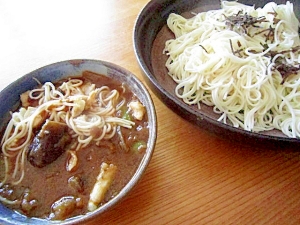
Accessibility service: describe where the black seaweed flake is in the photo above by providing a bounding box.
[224,10,268,35]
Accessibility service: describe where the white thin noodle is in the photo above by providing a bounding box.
[164,1,300,137]
[0,78,135,194]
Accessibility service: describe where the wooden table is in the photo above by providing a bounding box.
[1,0,300,224]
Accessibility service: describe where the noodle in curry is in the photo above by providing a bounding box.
[0,71,149,220]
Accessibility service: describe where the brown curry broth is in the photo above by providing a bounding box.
[0,71,149,219]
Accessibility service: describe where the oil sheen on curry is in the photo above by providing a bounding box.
[0,71,149,220]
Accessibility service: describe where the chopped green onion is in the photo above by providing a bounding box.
[121,106,132,121]
[131,141,147,153]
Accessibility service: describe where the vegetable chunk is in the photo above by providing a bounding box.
[27,120,71,168]
[128,100,145,120]
[88,162,117,211]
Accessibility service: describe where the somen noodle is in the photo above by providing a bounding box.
[164,1,300,137]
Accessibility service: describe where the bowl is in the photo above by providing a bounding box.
[134,0,300,148]
[0,59,157,224]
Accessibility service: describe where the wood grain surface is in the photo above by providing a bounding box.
[0,0,300,224]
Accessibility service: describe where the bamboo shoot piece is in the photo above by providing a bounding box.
[88,162,117,211]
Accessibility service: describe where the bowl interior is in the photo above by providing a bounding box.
[0,59,156,225]
[134,0,300,147]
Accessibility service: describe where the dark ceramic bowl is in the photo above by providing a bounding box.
[134,0,300,148]
[0,59,157,225]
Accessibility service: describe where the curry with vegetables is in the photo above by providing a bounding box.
[0,71,149,220]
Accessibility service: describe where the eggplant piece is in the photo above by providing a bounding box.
[49,196,78,220]
[27,120,71,168]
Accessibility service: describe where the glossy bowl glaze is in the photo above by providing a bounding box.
[134,0,300,148]
[0,59,157,225]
